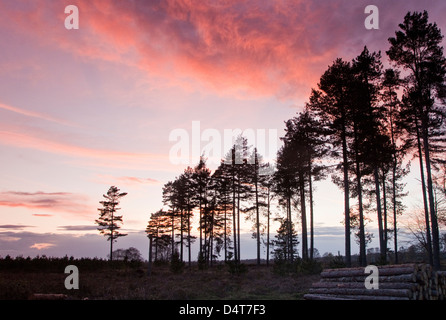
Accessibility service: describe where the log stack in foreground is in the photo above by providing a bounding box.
[304,264,445,300]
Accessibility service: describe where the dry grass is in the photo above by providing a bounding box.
[0,264,320,300]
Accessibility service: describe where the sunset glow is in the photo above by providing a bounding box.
[1,0,446,259]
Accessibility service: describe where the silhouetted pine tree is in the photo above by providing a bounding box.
[381,68,409,264]
[307,58,355,266]
[95,186,128,261]
[387,11,446,269]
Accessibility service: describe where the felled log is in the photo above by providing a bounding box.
[304,293,409,300]
[302,294,353,301]
[308,287,413,299]
[320,273,418,283]
[320,264,417,279]
[311,281,419,291]
[28,293,68,300]
[304,263,445,301]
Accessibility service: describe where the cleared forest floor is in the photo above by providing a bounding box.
[0,263,320,300]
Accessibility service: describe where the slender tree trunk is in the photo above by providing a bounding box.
[147,235,153,276]
[224,194,228,262]
[388,85,399,264]
[421,121,441,270]
[110,237,113,262]
[203,196,208,265]
[232,154,238,262]
[171,210,175,259]
[299,170,308,260]
[110,205,114,261]
[199,199,203,254]
[308,165,314,260]
[392,164,399,264]
[180,208,184,262]
[354,124,367,267]
[187,204,191,269]
[255,153,261,266]
[416,119,434,266]
[374,167,385,263]
[237,186,241,262]
[266,186,271,266]
[357,167,367,267]
[382,172,388,261]
[155,221,159,261]
[342,124,351,267]
[210,207,214,267]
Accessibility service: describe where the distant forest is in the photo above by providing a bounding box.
[98,11,446,271]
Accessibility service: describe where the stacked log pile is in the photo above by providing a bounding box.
[304,264,445,300]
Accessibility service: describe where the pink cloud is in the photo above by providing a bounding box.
[30,242,55,250]
[95,174,160,187]
[0,191,90,215]
[0,0,383,100]
[0,129,170,170]
[0,102,75,127]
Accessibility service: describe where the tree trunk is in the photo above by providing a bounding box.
[287,194,293,262]
[232,150,238,262]
[299,170,308,260]
[223,194,228,262]
[255,152,261,266]
[180,208,184,262]
[382,171,388,261]
[187,204,191,269]
[389,92,399,264]
[237,182,241,262]
[341,124,351,267]
[374,167,386,263]
[266,186,271,266]
[110,205,114,261]
[147,235,153,276]
[392,164,398,264]
[171,210,175,259]
[308,162,314,260]
[416,119,434,266]
[199,199,203,254]
[354,122,367,267]
[421,122,441,270]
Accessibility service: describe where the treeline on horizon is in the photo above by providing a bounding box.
[99,11,446,271]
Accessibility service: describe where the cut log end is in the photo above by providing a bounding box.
[305,264,445,301]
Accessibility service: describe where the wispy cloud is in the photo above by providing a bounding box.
[0,130,170,171]
[57,225,98,231]
[0,102,75,127]
[0,191,91,215]
[0,224,34,230]
[95,174,160,187]
[30,242,55,250]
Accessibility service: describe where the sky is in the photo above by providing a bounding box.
[0,0,445,260]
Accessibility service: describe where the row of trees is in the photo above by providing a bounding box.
[97,11,446,270]
[302,10,446,269]
[146,139,274,268]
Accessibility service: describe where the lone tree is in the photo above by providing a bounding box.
[96,186,128,261]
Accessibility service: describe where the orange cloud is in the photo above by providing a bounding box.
[30,242,55,250]
[0,0,363,100]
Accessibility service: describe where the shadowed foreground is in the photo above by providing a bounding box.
[0,263,320,300]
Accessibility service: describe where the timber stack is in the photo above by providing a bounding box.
[304,264,446,300]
